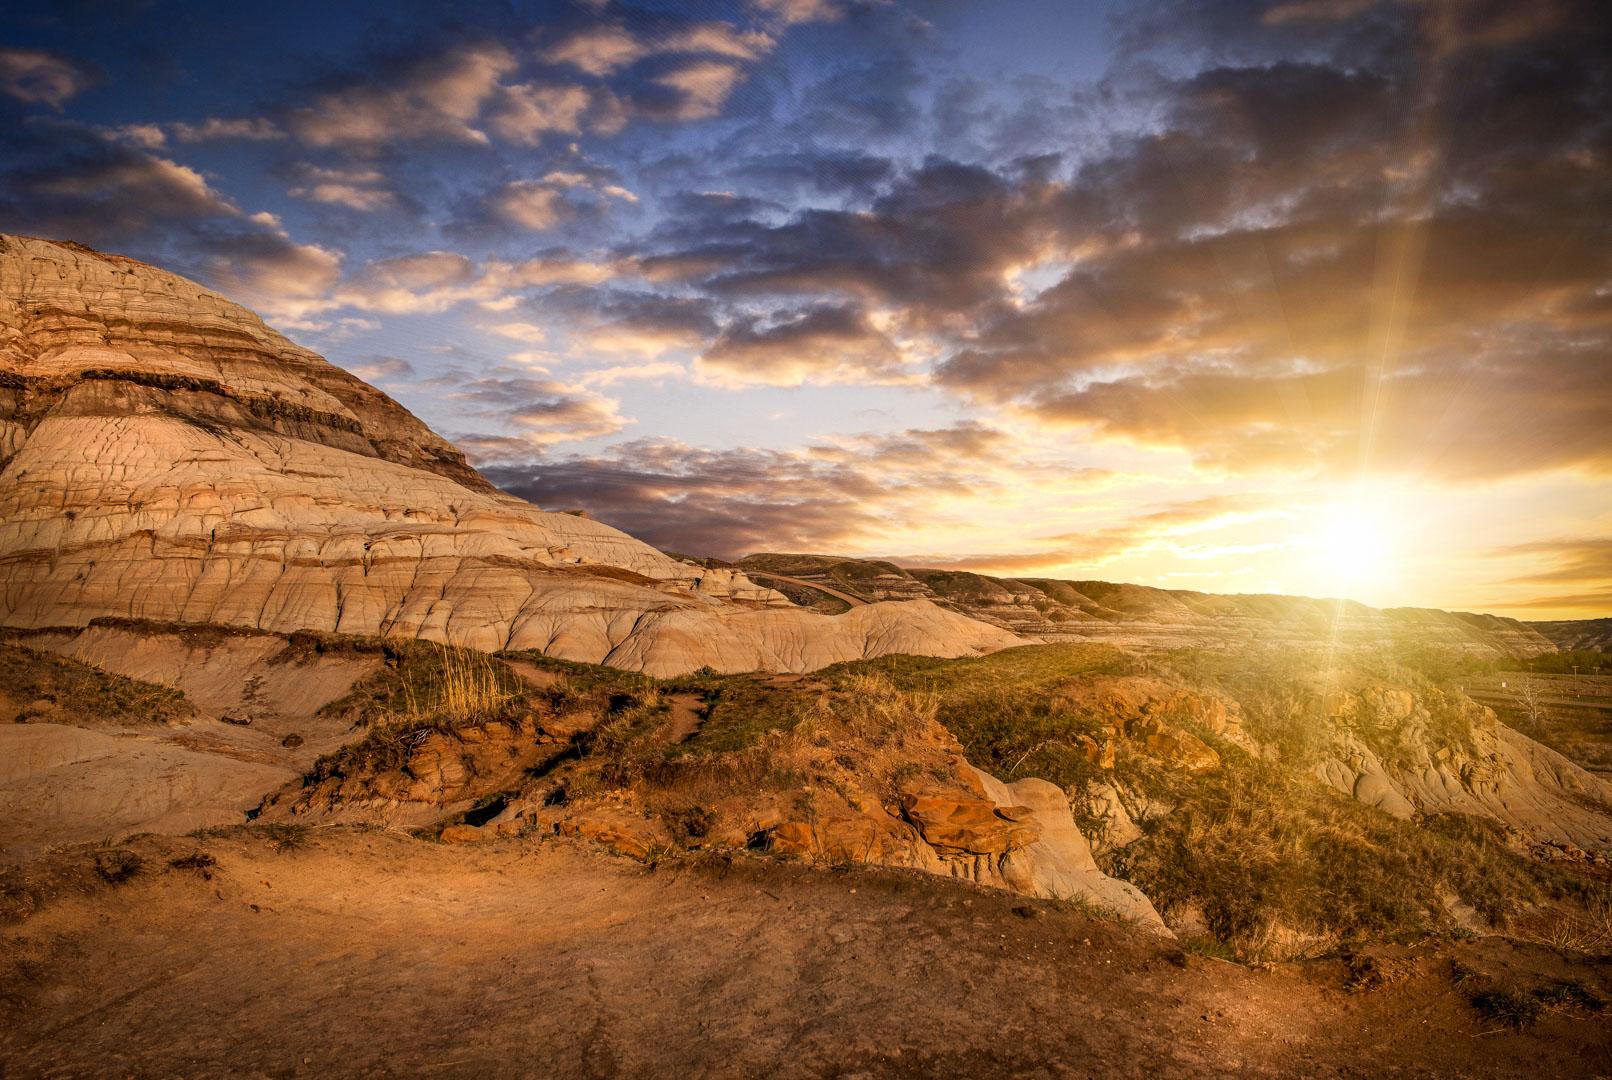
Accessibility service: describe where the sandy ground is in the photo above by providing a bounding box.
[3,831,1610,1079]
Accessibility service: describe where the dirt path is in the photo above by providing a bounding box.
[748,571,870,608]
[3,832,1609,1078]
[664,692,704,742]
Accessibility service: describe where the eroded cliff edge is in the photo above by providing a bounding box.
[0,235,1021,674]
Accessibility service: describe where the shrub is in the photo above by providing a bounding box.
[1472,986,1542,1029]
[92,849,143,884]
[1116,755,1563,957]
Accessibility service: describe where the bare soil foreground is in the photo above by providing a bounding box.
[4,831,1609,1079]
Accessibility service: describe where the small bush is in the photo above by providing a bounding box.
[1534,980,1606,1011]
[168,853,218,879]
[1472,986,1543,1029]
[256,823,310,853]
[92,850,144,884]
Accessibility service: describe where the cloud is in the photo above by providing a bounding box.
[0,122,244,244]
[541,21,772,76]
[1501,538,1612,586]
[888,493,1286,574]
[0,47,93,109]
[649,60,746,121]
[462,159,640,236]
[576,360,687,386]
[488,321,548,344]
[168,117,284,143]
[696,304,911,387]
[733,151,893,198]
[542,25,647,77]
[643,157,1060,327]
[344,356,415,381]
[476,422,1019,558]
[287,43,515,148]
[563,290,719,358]
[613,0,1612,485]
[318,251,619,315]
[1491,537,1612,612]
[930,6,1612,484]
[451,374,629,446]
[199,227,345,322]
[492,180,569,230]
[287,164,395,211]
[487,82,593,143]
[750,0,843,26]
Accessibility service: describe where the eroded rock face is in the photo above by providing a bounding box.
[1313,696,1612,854]
[0,236,1021,674]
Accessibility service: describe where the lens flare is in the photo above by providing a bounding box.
[1299,493,1402,602]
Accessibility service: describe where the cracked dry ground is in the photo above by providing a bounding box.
[4,832,1611,1079]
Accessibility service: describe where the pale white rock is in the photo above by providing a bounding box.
[0,235,1022,673]
[1317,723,1612,853]
[970,766,1168,932]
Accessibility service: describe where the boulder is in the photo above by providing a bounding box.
[968,767,1168,932]
[898,786,1040,853]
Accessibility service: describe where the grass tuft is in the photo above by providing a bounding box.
[1471,986,1543,1029]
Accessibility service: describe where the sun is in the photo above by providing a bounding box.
[1299,492,1403,601]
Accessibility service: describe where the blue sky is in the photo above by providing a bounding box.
[2,0,1609,616]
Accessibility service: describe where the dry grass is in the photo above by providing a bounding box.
[0,642,189,725]
[399,642,518,721]
[1113,754,1571,960]
[571,672,954,835]
[306,642,529,782]
[1539,888,1612,954]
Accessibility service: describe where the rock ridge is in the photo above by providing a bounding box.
[0,235,1021,674]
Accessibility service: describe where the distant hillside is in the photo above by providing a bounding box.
[1529,618,1612,653]
[736,553,1557,658]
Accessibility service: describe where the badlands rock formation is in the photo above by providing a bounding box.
[0,236,1019,674]
[738,554,1559,656]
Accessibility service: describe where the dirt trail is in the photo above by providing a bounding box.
[3,832,1609,1078]
[748,571,870,608]
[663,692,704,742]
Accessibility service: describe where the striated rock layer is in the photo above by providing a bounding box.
[738,554,1560,656]
[0,236,1020,674]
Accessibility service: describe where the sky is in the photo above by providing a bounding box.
[2,0,1609,618]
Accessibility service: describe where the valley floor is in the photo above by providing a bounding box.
[4,830,1610,1079]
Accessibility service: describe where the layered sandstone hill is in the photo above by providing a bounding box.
[1529,618,1612,653]
[737,554,1558,656]
[0,236,1019,674]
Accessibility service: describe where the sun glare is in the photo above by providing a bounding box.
[1298,493,1402,601]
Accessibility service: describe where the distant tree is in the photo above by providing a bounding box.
[1516,675,1549,734]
